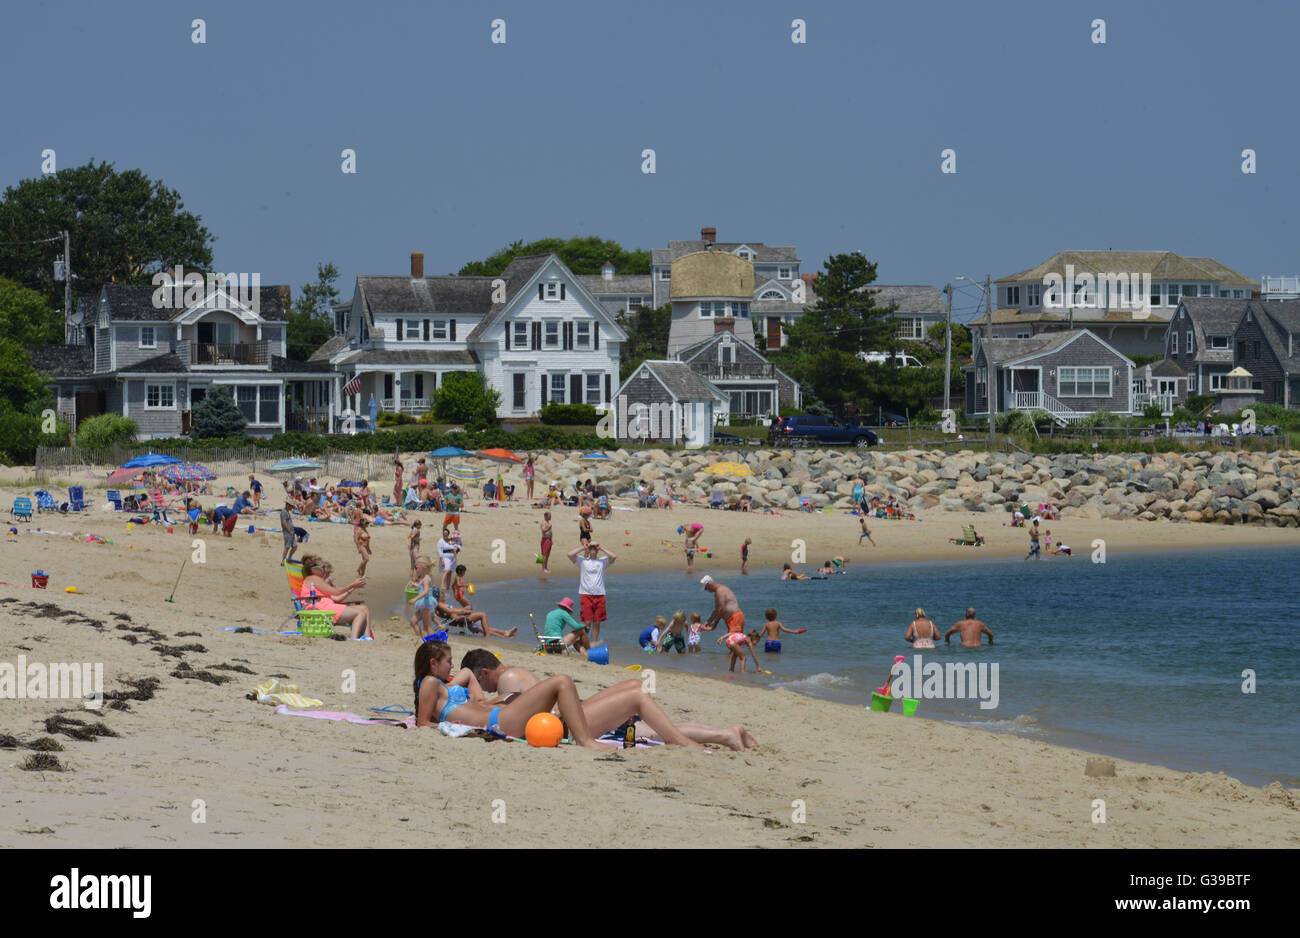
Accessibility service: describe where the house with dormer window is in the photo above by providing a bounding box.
[327,252,626,420]
[36,281,334,438]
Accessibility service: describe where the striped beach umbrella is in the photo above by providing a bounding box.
[445,464,486,485]
[267,458,323,474]
[706,461,752,477]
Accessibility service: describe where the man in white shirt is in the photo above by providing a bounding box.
[567,542,616,644]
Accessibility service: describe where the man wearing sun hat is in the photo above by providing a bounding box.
[543,596,587,651]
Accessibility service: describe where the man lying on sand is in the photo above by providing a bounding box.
[458,649,758,750]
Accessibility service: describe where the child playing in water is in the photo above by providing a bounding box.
[407,556,438,638]
[656,610,688,654]
[741,537,751,575]
[354,515,371,577]
[687,612,703,654]
[684,523,702,574]
[757,607,804,653]
[639,616,666,651]
[859,516,876,546]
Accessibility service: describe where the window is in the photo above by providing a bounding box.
[575,321,591,348]
[512,373,526,411]
[760,290,783,299]
[896,318,924,340]
[1151,282,1162,308]
[1183,284,1197,302]
[1200,284,1212,296]
[544,322,560,348]
[1210,373,1228,390]
[731,302,749,319]
[1027,283,1041,306]
[720,344,733,365]
[976,367,987,390]
[658,269,670,281]
[628,296,644,310]
[1006,285,1021,305]
[585,373,601,405]
[778,267,792,280]
[1186,331,1193,354]
[545,282,560,300]
[139,327,156,348]
[549,373,566,404]
[737,250,753,261]
[432,320,448,340]
[512,322,529,347]
[1233,290,1244,298]
[1210,335,1228,349]
[258,385,279,424]
[1171,332,1179,354]
[700,301,725,318]
[1188,373,1197,392]
[1058,367,1111,397]
[236,386,256,422]
[1015,331,1031,339]
[145,384,174,409]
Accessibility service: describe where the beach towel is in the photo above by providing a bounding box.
[254,678,323,709]
[274,704,413,726]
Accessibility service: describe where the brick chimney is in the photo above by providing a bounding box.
[714,317,736,334]
[411,252,424,278]
[701,226,716,245]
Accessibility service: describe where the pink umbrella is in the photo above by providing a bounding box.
[105,466,148,487]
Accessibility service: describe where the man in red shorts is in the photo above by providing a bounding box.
[566,541,616,645]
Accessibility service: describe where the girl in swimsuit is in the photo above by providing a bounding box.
[412,641,704,749]
[540,511,553,574]
[354,515,371,577]
[407,556,438,637]
[906,608,938,649]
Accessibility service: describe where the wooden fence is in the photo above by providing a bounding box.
[34,446,396,483]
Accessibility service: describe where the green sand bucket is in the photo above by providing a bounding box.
[902,698,919,716]
[869,691,894,712]
[405,586,419,603]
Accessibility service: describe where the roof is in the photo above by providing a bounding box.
[461,255,553,343]
[999,251,1255,287]
[633,361,727,402]
[1246,299,1300,375]
[860,284,945,316]
[308,335,348,362]
[335,348,479,367]
[27,344,93,377]
[1147,357,1187,378]
[1177,297,1251,364]
[652,241,799,266]
[356,275,496,317]
[269,356,334,374]
[574,274,653,296]
[117,352,187,373]
[975,329,1133,367]
[97,283,289,321]
[969,308,1068,326]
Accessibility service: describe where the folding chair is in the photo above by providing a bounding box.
[33,490,59,513]
[11,497,33,521]
[530,613,572,655]
[709,490,724,509]
[282,560,338,634]
[68,486,92,512]
[106,490,124,511]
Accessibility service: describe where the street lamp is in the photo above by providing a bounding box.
[957,275,995,442]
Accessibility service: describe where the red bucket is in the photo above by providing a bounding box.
[31,574,49,589]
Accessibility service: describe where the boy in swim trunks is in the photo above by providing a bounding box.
[684,524,702,575]
[758,607,803,653]
[699,576,762,673]
[656,610,688,654]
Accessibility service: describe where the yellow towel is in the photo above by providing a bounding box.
[254,678,322,709]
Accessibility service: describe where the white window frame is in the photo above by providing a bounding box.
[544,281,561,301]
[719,344,733,365]
[584,372,602,405]
[737,250,754,261]
[628,296,644,310]
[549,372,567,404]
[700,301,724,319]
[1210,373,1228,390]
[139,326,156,349]
[575,321,591,348]
[511,372,527,411]
[1027,283,1041,306]
[1006,285,1021,305]
[1015,331,1031,339]
[145,383,175,410]
[512,321,529,347]
[1186,331,1193,354]
[1171,332,1179,354]
[544,321,560,348]
[731,301,749,319]
[1199,284,1212,296]
[431,320,448,341]
[760,290,783,299]
[1210,335,1229,349]
[778,267,792,280]
[658,269,670,281]
[1188,372,1197,392]
[1058,366,1112,398]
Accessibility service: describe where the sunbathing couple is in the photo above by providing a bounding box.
[414,643,758,751]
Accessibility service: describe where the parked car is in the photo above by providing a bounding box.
[767,415,877,448]
[335,412,373,435]
[858,411,910,428]
[858,351,923,368]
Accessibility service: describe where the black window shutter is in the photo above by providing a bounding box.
[570,374,582,404]
[504,323,511,350]
[532,322,541,351]
[540,375,548,405]
[563,322,571,351]
[604,373,611,404]
[560,283,566,300]
[424,319,430,341]
[593,323,599,349]
[415,375,424,397]
[450,320,456,341]
[538,284,544,301]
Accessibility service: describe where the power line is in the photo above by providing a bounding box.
[0,235,63,246]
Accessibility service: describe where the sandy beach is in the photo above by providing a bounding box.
[1,464,1298,848]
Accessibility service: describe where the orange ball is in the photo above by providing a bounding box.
[525,712,563,747]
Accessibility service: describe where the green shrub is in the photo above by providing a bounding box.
[995,410,1034,434]
[377,411,417,427]
[1142,403,1166,420]
[539,403,599,426]
[190,387,247,439]
[1185,394,1215,414]
[431,373,500,426]
[75,414,137,449]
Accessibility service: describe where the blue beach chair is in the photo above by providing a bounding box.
[68,486,91,512]
[33,489,58,513]
[106,490,124,511]
[12,497,33,521]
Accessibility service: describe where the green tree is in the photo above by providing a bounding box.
[616,303,672,380]
[190,387,247,439]
[0,340,65,463]
[431,372,501,427]
[0,277,62,344]
[784,253,897,356]
[75,414,137,449]
[0,160,213,311]
[458,236,650,277]
[287,262,339,361]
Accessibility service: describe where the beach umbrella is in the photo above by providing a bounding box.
[476,449,521,499]
[580,452,613,489]
[104,466,148,487]
[368,394,379,431]
[706,461,753,477]
[267,458,323,475]
[160,461,217,484]
[121,453,181,469]
[445,464,486,485]
[427,446,472,485]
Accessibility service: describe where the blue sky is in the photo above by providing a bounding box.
[4,0,1297,320]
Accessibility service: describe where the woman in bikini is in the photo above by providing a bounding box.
[539,511,553,574]
[298,554,373,639]
[413,641,703,750]
[905,607,939,649]
[393,460,404,506]
[577,508,593,545]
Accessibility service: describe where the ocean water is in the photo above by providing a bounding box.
[410,547,1300,787]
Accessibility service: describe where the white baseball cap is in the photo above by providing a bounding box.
[699,575,714,588]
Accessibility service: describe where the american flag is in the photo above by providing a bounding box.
[342,373,361,396]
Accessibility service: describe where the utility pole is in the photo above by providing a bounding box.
[984,274,994,444]
[62,229,72,342]
[942,283,953,418]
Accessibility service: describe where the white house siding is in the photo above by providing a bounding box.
[371,314,484,347]
[668,302,755,355]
